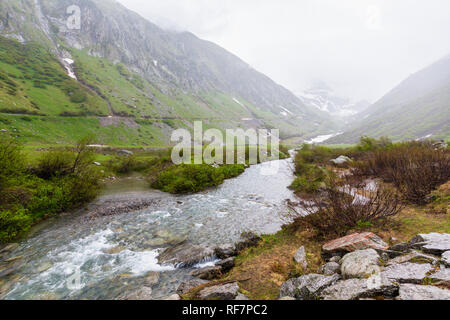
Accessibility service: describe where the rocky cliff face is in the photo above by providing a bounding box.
[0,0,324,123]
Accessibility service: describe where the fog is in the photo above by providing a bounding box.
[117,0,450,103]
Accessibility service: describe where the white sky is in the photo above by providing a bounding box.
[117,0,450,102]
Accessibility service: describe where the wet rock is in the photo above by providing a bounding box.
[144,271,160,286]
[442,251,450,267]
[279,274,340,300]
[177,279,208,295]
[319,262,341,275]
[190,266,222,280]
[321,276,398,300]
[390,242,410,253]
[397,284,450,300]
[0,263,21,278]
[293,246,308,269]
[235,293,250,300]
[124,286,153,300]
[410,233,450,255]
[37,262,53,273]
[235,232,261,252]
[158,242,214,267]
[0,243,19,254]
[217,257,235,273]
[381,262,433,284]
[198,282,240,300]
[340,249,381,279]
[429,268,450,283]
[214,245,236,259]
[105,246,126,254]
[322,233,388,259]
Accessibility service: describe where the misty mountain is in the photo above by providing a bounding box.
[0,0,331,144]
[297,82,370,119]
[328,54,450,143]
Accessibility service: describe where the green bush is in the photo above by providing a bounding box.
[0,208,33,243]
[33,151,74,179]
[152,164,245,194]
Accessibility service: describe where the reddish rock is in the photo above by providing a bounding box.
[322,233,388,258]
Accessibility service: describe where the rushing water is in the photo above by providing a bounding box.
[1,157,296,300]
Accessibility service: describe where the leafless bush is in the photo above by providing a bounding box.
[288,175,404,237]
[352,143,450,204]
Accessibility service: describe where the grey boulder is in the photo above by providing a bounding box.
[190,266,222,280]
[198,282,240,300]
[381,262,434,284]
[319,262,340,275]
[293,246,308,269]
[397,284,450,300]
[321,276,398,300]
[410,233,450,255]
[340,249,381,279]
[442,251,450,267]
[279,274,340,300]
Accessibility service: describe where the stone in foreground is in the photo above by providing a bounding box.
[340,249,381,279]
[381,262,434,284]
[397,284,450,300]
[322,233,388,259]
[429,268,450,283]
[198,282,240,300]
[410,233,450,255]
[279,274,340,300]
[293,246,308,269]
[321,277,398,300]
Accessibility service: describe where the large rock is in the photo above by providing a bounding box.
[442,251,450,267]
[340,249,381,279]
[157,242,214,267]
[124,286,153,300]
[279,274,340,300]
[410,233,450,255]
[322,233,388,259]
[190,266,222,280]
[235,232,261,252]
[319,262,341,276]
[330,156,352,165]
[397,284,450,300]
[321,276,398,300]
[429,268,450,283]
[177,279,208,295]
[381,262,434,284]
[198,282,240,300]
[293,246,308,269]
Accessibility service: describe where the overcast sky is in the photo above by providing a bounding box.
[116,0,450,102]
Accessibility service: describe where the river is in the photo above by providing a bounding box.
[0,156,296,300]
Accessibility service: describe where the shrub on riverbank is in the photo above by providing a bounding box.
[0,134,102,243]
[353,141,450,204]
[151,164,245,194]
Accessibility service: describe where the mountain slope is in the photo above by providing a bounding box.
[328,54,450,143]
[0,0,332,145]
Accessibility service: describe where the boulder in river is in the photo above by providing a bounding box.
[157,242,214,267]
[235,232,261,252]
[214,245,237,259]
[190,266,222,280]
[198,282,240,300]
[397,284,450,300]
[216,257,235,273]
[322,232,388,259]
[340,249,381,279]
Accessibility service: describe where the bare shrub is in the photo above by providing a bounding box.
[352,142,450,204]
[288,175,404,237]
